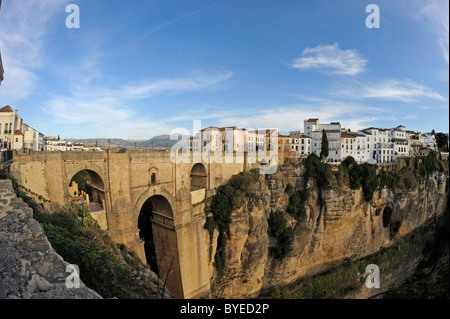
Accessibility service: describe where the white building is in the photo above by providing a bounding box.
[189,126,267,155]
[356,125,411,164]
[0,105,23,150]
[0,105,44,152]
[45,137,101,152]
[391,125,410,158]
[287,134,311,157]
[304,118,341,162]
[300,118,432,164]
[422,133,437,151]
[23,124,45,151]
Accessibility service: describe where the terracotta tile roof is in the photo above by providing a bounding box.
[0,105,14,112]
[14,130,23,136]
[341,132,357,138]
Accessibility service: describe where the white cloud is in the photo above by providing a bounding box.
[419,0,449,64]
[44,71,233,139]
[213,101,382,132]
[0,0,71,103]
[118,71,233,99]
[331,79,446,102]
[291,43,368,75]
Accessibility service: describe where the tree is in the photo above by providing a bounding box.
[320,129,329,161]
[435,132,449,152]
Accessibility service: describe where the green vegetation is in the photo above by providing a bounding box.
[303,153,332,191]
[284,183,294,196]
[205,169,260,269]
[385,194,449,299]
[320,129,329,160]
[261,212,444,299]
[0,168,153,299]
[70,170,93,196]
[213,244,226,271]
[435,132,449,152]
[268,211,295,259]
[338,158,378,201]
[338,152,448,202]
[34,207,141,298]
[0,169,41,213]
[286,191,306,219]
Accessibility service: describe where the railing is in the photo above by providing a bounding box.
[152,211,175,229]
[376,142,394,148]
[0,150,13,168]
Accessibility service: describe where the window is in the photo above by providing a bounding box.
[16,138,19,142]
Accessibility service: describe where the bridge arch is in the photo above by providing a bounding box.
[137,194,183,298]
[68,169,106,209]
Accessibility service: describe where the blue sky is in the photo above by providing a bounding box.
[0,0,448,139]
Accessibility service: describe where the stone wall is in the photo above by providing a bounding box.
[0,179,102,299]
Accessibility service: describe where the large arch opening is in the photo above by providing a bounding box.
[137,195,182,298]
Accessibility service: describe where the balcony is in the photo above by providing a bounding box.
[376,142,394,149]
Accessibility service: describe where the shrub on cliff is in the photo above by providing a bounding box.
[208,170,260,233]
[335,161,378,202]
[284,183,294,196]
[359,163,378,202]
[268,211,287,238]
[207,170,260,270]
[268,211,295,259]
[303,153,332,191]
[35,207,144,299]
[286,191,306,219]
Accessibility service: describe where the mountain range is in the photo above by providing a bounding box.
[66,134,178,149]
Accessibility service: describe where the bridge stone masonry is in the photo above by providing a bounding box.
[10,149,275,299]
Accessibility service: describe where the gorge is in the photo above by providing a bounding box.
[204,154,448,298]
[1,153,448,299]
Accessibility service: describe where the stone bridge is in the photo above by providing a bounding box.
[10,149,271,298]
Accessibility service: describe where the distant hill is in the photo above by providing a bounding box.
[66,134,178,149]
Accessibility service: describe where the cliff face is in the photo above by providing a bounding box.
[208,164,448,298]
[0,179,101,299]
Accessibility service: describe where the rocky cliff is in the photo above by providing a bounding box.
[0,178,172,299]
[0,179,101,299]
[207,160,448,298]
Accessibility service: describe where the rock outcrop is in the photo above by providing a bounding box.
[208,164,448,298]
[0,179,102,299]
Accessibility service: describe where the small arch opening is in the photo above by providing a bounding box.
[190,163,207,191]
[69,169,105,210]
